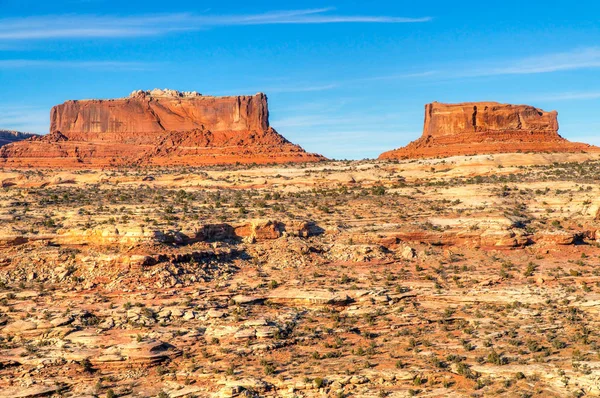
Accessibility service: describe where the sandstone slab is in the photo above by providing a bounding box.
[267,289,351,306]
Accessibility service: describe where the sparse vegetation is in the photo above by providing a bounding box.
[1,158,599,396]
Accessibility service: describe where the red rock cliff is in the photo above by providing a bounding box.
[1,89,325,167]
[50,90,269,141]
[380,101,596,159]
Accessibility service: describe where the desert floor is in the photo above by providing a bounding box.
[2,152,600,397]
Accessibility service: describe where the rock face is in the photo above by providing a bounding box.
[0,89,324,167]
[0,130,38,147]
[380,102,597,159]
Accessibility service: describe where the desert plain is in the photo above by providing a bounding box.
[2,152,600,397]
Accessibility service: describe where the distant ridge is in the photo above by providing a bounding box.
[0,130,39,147]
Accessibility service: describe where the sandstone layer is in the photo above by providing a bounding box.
[0,89,324,167]
[0,130,38,147]
[380,101,598,159]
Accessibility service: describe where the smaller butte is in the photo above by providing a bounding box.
[379,101,599,160]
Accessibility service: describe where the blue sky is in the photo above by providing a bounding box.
[1,0,600,159]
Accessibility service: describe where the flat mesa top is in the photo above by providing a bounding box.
[67,89,267,103]
[429,101,555,111]
[129,88,203,99]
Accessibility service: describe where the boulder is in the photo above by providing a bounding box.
[234,220,284,241]
[401,246,416,259]
[115,340,180,367]
[480,229,529,248]
[535,230,577,245]
[267,288,351,306]
[197,223,236,241]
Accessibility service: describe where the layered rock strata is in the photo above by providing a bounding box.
[380,102,597,159]
[0,89,324,167]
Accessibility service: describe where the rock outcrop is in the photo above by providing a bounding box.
[0,130,38,147]
[380,102,597,159]
[0,89,325,167]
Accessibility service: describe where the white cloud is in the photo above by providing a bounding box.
[263,84,339,94]
[273,111,418,160]
[220,83,338,96]
[0,105,49,134]
[326,48,600,85]
[0,59,148,70]
[288,129,417,160]
[527,91,600,102]
[273,113,408,129]
[466,47,600,77]
[245,48,600,95]
[0,9,431,40]
[233,70,438,96]
[354,71,438,82]
[569,134,600,146]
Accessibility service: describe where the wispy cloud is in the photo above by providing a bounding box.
[0,9,432,40]
[255,48,600,94]
[0,59,148,70]
[273,109,418,159]
[572,134,600,146]
[224,48,600,100]
[263,84,339,94]
[0,105,49,133]
[354,71,438,82]
[273,113,409,129]
[527,91,600,102]
[466,47,600,77]
[220,83,339,96]
[286,129,417,160]
[234,70,438,96]
[335,48,600,85]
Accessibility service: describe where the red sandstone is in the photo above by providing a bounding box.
[0,89,325,167]
[379,101,598,160]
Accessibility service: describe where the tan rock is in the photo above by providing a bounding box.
[207,309,227,319]
[267,288,351,306]
[234,328,256,340]
[0,383,66,398]
[535,230,577,245]
[401,245,416,259]
[231,295,265,305]
[234,220,283,241]
[116,340,180,367]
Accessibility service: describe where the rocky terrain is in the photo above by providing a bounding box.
[380,102,598,159]
[0,130,38,147]
[2,152,600,397]
[0,89,325,167]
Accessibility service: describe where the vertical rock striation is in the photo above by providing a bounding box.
[1,89,325,167]
[380,101,596,159]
